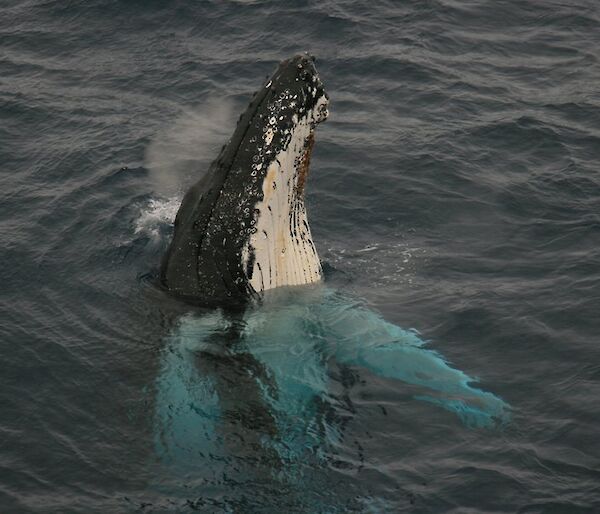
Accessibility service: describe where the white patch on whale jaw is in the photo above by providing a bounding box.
[242,95,328,295]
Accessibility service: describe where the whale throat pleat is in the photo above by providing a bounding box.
[242,112,322,293]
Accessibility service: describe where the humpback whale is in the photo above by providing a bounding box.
[161,54,327,305]
[154,55,509,504]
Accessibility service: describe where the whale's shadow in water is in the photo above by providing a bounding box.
[153,285,510,508]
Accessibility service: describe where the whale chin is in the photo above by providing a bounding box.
[160,54,329,305]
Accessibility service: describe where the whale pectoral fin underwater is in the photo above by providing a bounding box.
[240,290,509,432]
[155,311,289,476]
[337,330,510,429]
[154,312,224,467]
[318,294,510,428]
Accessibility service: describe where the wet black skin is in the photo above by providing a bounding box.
[160,54,327,307]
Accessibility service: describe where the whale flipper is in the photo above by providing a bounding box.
[154,312,225,471]
[318,293,510,428]
[249,289,509,430]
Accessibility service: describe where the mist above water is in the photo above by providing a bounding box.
[144,98,238,197]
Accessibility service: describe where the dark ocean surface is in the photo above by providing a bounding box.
[2,0,600,512]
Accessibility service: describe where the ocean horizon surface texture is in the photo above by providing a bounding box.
[1,0,599,512]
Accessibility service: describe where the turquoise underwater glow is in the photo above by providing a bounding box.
[154,286,510,474]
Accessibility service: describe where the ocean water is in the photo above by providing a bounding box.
[2,0,600,512]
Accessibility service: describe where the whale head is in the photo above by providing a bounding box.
[160,54,329,305]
